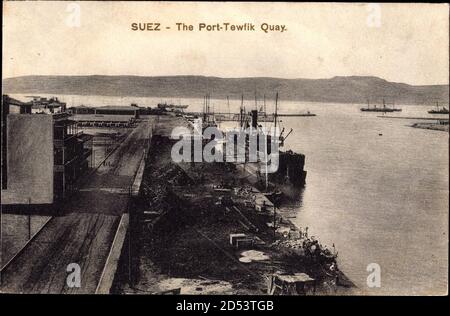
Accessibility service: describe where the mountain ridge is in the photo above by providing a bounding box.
[3,75,448,104]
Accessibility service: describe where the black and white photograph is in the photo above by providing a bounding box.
[0,1,448,299]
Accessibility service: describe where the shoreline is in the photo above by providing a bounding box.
[115,115,356,295]
[5,92,445,108]
[410,122,449,132]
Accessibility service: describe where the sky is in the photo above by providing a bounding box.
[2,1,449,85]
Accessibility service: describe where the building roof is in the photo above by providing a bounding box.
[71,114,133,122]
[71,105,145,111]
[3,95,32,107]
[70,105,91,108]
[54,119,78,126]
[98,105,143,111]
[52,112,71,120]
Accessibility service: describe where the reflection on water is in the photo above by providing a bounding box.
[281,103,448,295]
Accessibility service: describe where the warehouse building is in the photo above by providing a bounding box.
[68,104,154,127]
[1,95,93,207]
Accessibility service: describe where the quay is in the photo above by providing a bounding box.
[1,112,352,295]
[114,115,353,295]
[185,112,316,123]
[0,120,152,293]
[377,115,449,121]
[377,115,449,132]
[277,113,316,117]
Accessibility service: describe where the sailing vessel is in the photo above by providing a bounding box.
[428,102,449,114]
[361,99,402,112]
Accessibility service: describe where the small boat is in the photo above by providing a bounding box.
[428,102,449,114]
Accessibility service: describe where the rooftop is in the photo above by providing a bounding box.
[71,114,134,122]
[71,105,146,111]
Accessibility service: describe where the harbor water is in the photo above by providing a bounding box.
[5,94,449,295]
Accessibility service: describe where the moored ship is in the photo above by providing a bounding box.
[428,102,449,114]
[361,99,402,112]
[220,93,307,201]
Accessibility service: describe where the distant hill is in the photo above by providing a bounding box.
[2,75,448,104]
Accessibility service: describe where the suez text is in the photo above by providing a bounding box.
[176,300,274,313]
[131,22,287,33]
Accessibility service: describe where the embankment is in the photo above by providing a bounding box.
[115,116,355,295]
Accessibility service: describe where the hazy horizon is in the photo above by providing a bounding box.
[3,74,449,87]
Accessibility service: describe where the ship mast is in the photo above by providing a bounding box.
[263,94,266,116]
[265,128,268,191]
[272,92,280,235]
[203,95,206,122]
[263,94,267,131]
[240,94,244,129]
[274,92,278,141]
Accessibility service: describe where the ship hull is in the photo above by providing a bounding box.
[268,150,307,188]
[361,108,402,112]
[428,110,449,114]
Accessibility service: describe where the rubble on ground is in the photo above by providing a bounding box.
[116,128,354,295]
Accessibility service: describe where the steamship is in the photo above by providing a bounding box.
[361,99,402,112]
[428,102,449,114]
[222,93,307,201]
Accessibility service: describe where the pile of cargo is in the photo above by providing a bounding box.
[271,234,338,266]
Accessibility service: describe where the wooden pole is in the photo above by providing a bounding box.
[273,206,276,238]
[28,198,31,240]
[0,205,2,249]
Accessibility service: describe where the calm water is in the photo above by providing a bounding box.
[281,103,448,295]
[7,94,449,295]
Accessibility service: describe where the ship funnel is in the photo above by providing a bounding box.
[251,110,258,128]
